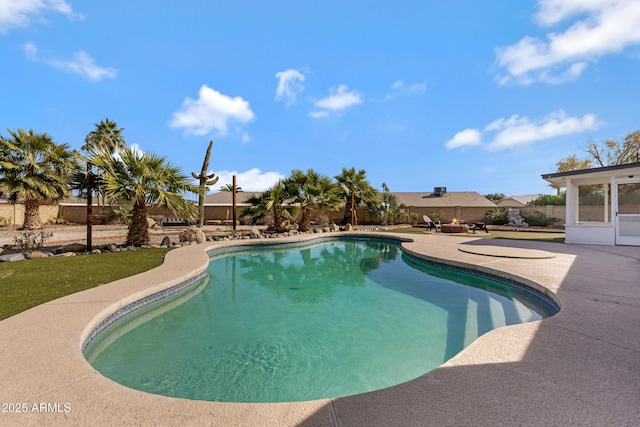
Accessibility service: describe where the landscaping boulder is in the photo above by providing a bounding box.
[195,229,206,244]
[0,253,26,262]
[160,236,171,247]
[147,216,158,229]
[344,223,353,231]
[25,251,50,259]
[54,243,87,254]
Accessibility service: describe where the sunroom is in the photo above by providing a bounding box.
[542,162,640,246]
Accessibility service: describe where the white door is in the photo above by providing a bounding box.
[616,180,640,245]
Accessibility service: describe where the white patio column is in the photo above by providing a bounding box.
[566,178,578,225]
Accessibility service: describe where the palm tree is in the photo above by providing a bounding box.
[220,183,243,192]
[241,180,297,231]
[85,146,197,246]
[285,169,341,232]
[334,167,379,225]
[82,118,125,153]
[0,129,79,230]
[82,118,126,207]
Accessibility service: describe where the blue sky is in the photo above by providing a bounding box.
[2,1,639,196]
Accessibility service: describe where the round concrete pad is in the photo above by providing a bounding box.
[458,245,556,259]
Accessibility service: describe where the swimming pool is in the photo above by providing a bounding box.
[83,237,558,403]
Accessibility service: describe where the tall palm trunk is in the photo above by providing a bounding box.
[127,198,149,246]
[22,199,42,230]
[299,209,312,232]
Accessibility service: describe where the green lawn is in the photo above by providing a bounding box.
[383,227,566,243]
[0,248,171,321]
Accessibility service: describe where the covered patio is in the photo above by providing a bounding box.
[542,162,640,246]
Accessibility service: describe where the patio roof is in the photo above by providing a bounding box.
[542,162,640,187]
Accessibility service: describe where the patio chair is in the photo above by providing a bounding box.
[471,217,491,234]
[423,215,441,232]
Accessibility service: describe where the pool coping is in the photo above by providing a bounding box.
[1,232,639,426]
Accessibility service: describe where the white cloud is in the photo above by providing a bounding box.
[391,80,427,95]
[310,84,362,118]
[169,85,255,136]
[22,42,117,81]
[0,0,81,34]
[446,110,600,150]
[445,128,483,149]
[495,0,640,85]
[275,68,306,106]
[380,80,427,102]
[212,168,285,192]
[487,111,600,150]
[308,110,330,119]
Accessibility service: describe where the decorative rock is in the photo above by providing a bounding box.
[105,243,118,252]
[25,251,50,259]
[54,243,87,254]
[90,249,102,254]
[344,223,353,231]
[147,216,158,229]
[160,236,171,247]
[0,253,26,262]
[329,223,339,232]
[55,252,76,257]
[195,229,206,244]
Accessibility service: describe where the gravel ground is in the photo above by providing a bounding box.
[0,223,253,249]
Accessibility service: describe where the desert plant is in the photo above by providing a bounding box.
[410,213,419,225]
[191,140,219,227]
[430,211,444,222]
[486,208,509,225]
[520,210,560,227]
[110,204,133,224]
[13,231,54,250]
[315,214,330,227]
[0,217,11,227]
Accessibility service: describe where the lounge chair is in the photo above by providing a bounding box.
[423,215,441,232]
[471,217,490,233]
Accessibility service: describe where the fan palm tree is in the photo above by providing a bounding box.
[0,129,79,229]
[220,183,243,192]
[334,167,379,225]
[85,146,197,246]
[241,180,297,231]
[82,118,126,206]
[82,118,125,153]
[285,169,341,232]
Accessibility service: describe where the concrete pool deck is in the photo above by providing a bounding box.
[0,232,638,426]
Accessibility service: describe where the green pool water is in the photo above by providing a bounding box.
[84,238,555,402]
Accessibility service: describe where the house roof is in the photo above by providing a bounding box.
[203,191,262,206]
[392,192,496,208]
[496,194,543,206]
[542,162,640,187]
[202,190,496,208]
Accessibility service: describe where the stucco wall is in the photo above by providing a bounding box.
[0,204,61,227]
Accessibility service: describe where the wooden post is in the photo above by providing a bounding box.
[86,163,93,251]
[232,175,237,231]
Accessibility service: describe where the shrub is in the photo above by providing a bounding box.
[13,231,54,250]
[528,193,566,206]
[430,211,444,222]
[0,217,11,227]
[485,208,509,225]
[520,210,560,227]
[110,205,133,224]
[410,213,419,225]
